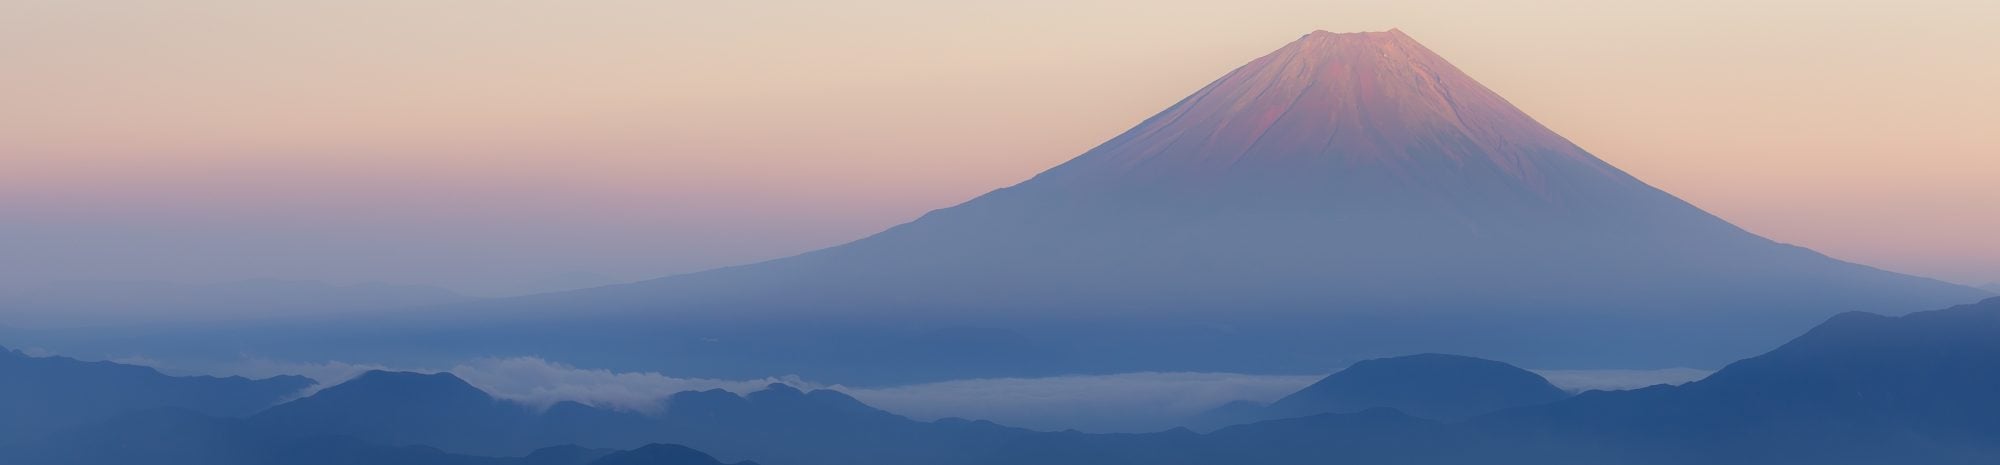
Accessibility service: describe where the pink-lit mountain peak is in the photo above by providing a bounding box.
[1043,29,1618,196]
[448,30,1986,372]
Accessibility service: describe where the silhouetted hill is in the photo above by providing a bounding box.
[0,346,312,442]
[251,370,543,454]
[1267,354,1567,420]
[18,298,2000,465]
[586,444,757,465]
[1471,296,2000,464]
[244,374,1029,464]
[1000,297,2000,465]
[0,407,520,465]
[1194,353,1567,429]
[521,445,615,465]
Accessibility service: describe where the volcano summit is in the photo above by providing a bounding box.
[195,30,1989,381]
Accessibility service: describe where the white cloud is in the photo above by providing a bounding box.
[445,357,814,413]
[200,357,401,399]
[15,347,54,357]
[176,356,812,413]
[839,372,1324,432]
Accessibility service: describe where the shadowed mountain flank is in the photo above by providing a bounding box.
[0,346,313,441]
[1277,354,1565,420]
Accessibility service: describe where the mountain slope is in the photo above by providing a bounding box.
[0,346,313,442]
[14,298,2000,465]
[251,371,538,453]
[248,373,1033,464]
[1269,353,1566,421]
[991,297,2000,465]
[585,444,758,465]
[1470,296,2000,464]
[1190,353,1566,429]
[0,408,517,465]
[565,29,1974,317]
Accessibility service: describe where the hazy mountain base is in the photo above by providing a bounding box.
[0,279,472,327]
[8,297,1999,465]
[0,307,1870,386]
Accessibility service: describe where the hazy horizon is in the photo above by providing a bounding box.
[1,343,1711,433]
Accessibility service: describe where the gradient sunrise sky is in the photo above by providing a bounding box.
[3,0,1996,295]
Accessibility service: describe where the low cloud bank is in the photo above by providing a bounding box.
[843,372,1325,432]
[196,356,811,411]
[1534,368,1713,392]
[450,357,812,413]
[135,355,1715,433]
[192,356,1317,431]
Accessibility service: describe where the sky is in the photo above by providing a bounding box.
[3,0,1997,297]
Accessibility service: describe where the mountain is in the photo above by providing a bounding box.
[246,372,1032,464]
[260,28,1975,382]
[522,445,616,465]
[250,370,538,453]
[1469,295,2000,464]
[586,444,757,465]
[25,29,1983,384]
[1978,282,2000,293]
[13,298,2000,465]
[1197,353,1566,428]
[992,297,2000,465]
[0,346,313,442]
[0,279,472,326]
[1,407,498,465]
[591,30,1980,316]
[0,408,494,465]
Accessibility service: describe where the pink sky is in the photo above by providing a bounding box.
[2,0,1996,294]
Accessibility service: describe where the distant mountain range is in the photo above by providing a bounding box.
[987,297,2000,465]
[245,372,1029,463]
[0,346,311,441]
[8,296,2000,465]
[1466,295,2000,464]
